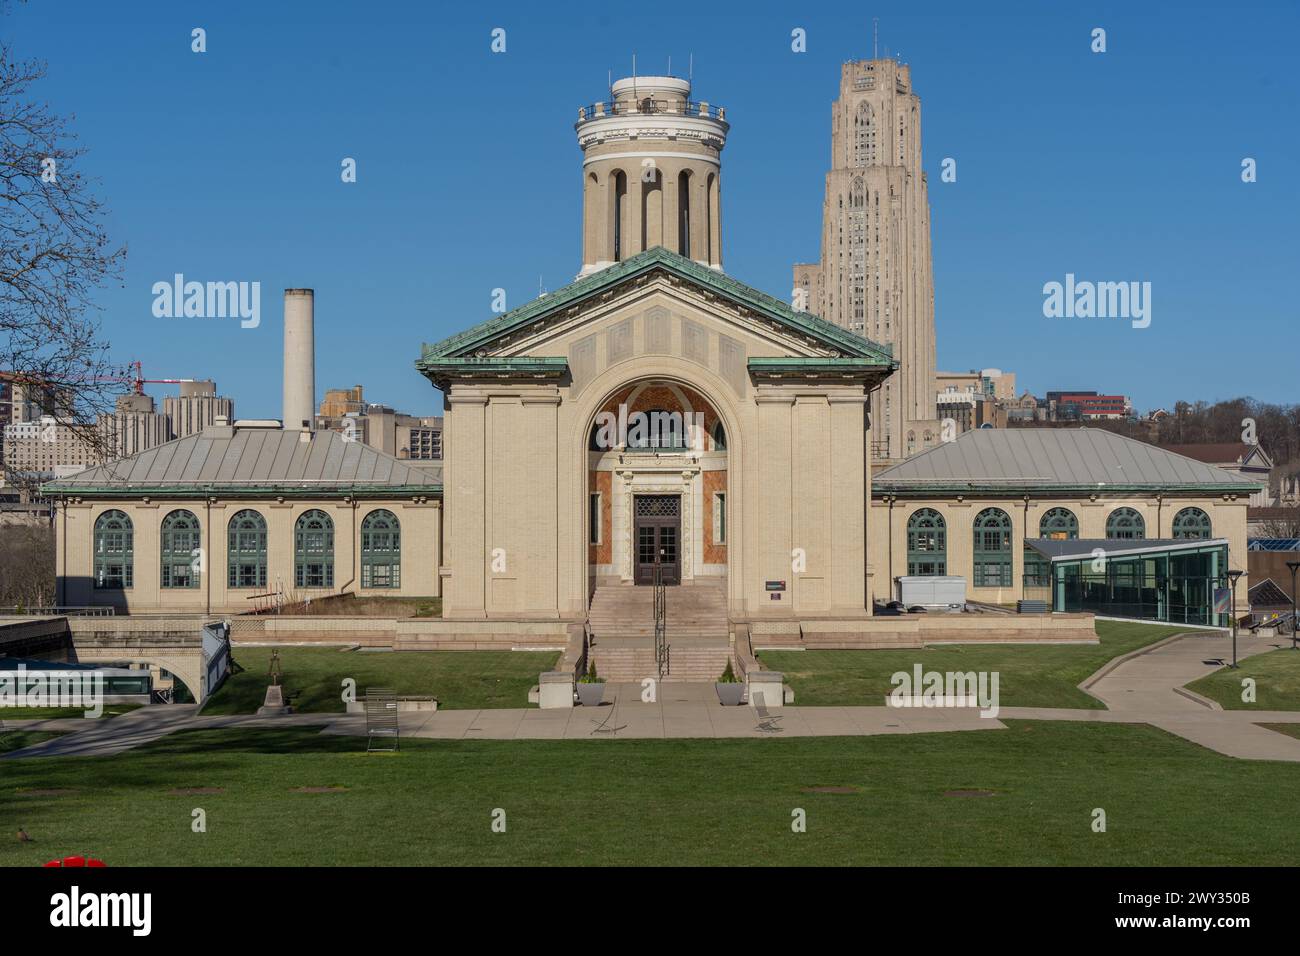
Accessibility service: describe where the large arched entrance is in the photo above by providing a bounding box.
[586,379,729,589]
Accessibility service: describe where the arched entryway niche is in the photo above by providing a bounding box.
[585,379,729,589]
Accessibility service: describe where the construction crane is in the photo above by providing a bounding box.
[93,361,199,395]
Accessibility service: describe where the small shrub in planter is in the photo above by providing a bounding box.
[715,660,745,706]
[576,660,605,706]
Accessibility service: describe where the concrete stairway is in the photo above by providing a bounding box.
[587,582,732,682]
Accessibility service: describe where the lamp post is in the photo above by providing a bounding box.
[1287,560,1300,651]
[1226,569,1244,668]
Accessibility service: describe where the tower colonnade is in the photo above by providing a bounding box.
[576,76,727,276]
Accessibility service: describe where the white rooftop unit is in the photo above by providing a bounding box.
[898,575,967,609]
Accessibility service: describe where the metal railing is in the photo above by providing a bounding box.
[653,558,668,680]
[0,605,115,617]
[578,99,726,121]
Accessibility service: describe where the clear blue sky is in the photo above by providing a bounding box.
[6,0,1298,419]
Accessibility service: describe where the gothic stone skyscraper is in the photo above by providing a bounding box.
[793,58,937,461]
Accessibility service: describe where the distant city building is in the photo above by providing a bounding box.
[1006,391,1041,422]
[933,369,1015,435]
[792,57,937,461]
[2,376,233,484]
[164,380,234,438]
[97,393,170,459]
[1041,390,1131,421]
[2,416,98,480]
[315,385,442,462]
[3,375,72,425]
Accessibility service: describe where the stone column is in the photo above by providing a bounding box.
[444,389,487,618]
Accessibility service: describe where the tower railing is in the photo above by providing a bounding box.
[578,100,726,122]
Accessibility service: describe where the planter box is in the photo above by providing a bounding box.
[715,682,745,706]
[576,682,606,706]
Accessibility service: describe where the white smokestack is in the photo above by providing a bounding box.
[283,288,315,431]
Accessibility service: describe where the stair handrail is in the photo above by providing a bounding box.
[653,557,667,679]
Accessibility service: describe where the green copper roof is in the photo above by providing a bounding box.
[873,428,1263,496]
[413,356,569,387]
[418,246,894,363]
[41,426,444,497]
[749,356,895,370]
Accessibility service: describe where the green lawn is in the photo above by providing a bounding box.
[1260,723,1300,741]
[3,721,1298,866]
[1188,648,1300,711]
[0,731,61,755]
[758,620,1184,710]
[201,647,560,715]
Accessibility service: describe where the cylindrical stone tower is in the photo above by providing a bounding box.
[575,75,728,277]
[282,288,315,431]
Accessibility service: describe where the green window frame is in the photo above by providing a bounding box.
[160,509,201,589]
[361,509,400,589]
[94,509,133,589]
[228,510,267,589]
[1106,507,1146,540]
[1172,507,1212,540]
[1039,507,1078,540]
[295,509,334,589]
[972,507,1012,587]
[906,508,946,575]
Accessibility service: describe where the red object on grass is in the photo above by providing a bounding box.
[43,855,106,867]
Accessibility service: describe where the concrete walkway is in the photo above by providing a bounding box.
[5,628,1300,760]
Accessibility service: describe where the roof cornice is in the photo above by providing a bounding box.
[873,482,1261,497]
[40,483,444,499]
[413,356,569,391]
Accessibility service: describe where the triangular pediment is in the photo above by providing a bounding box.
[417,248,894,387]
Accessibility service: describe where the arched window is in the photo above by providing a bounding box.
[361,510,401,589]
[94,510,133,589]
[853,102,876,166]
[612,170,627,262]
[906,509,946,575]
[677,170,692,258]
[228,510,267,588]
[972,508,1013,587]
[1039,507,1078,540]
[1106,507,1145,540]
[711,421,727,451]
[1172,507,1212,540]
[295,510,334,588]
[160,509,201,589]
[705,172,716,261]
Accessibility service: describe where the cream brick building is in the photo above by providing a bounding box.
[39,71,1256,641]
[793,58,938,462]
[870,428,1256,620]
[45,423,442,614]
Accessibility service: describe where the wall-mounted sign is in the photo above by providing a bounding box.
[765,580,786,592]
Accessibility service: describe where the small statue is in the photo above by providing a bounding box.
[268,649,282,686]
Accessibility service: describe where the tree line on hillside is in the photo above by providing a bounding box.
[1011,398,1300,478]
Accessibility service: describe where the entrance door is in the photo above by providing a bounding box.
[633,495,681,585]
